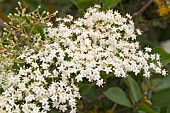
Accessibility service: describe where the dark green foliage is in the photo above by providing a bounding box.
[103,87,132,107]
[124,76,142,104]
[80,83,94,96]
[152,88,170,108]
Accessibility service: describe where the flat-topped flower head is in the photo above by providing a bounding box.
[0,5,167,113]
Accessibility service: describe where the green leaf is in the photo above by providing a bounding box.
[151,47,170,66]
[151,88,170,107]
[34,25,44,34]
[77,100,83,108]
[102,0,121,10]
[124,76,142,104]
[24,25,44,36]
[71,0,98,11]
[85,85,100,101]
[167,105,170,113]
[103,87,132,107]
[70,0,81,10]
[48,109,60,113]
[79,83,94,96]
[152,106,161,113]
[77,0,97,10]
[138,102,158,113]
[101,98,113,109]
[153,76,170,92]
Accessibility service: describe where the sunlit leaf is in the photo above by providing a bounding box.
[138,102,158,113]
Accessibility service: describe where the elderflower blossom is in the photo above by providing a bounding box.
[0,5,167,113]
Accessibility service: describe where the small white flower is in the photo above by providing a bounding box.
[126,13,132,19]
[41,62,49,69]
[162,69,167,76]
[96,79,104,87]
[136,28,142,35]
[145,47,152,52]
[46,22,53,27]
[59,105,67,112]
[25,94,35,102]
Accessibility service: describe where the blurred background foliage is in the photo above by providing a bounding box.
[1,0,170,113]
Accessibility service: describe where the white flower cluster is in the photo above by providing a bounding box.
[45,5,166,81]
[0,69,80,113]
[0,5,167,113]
